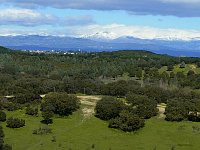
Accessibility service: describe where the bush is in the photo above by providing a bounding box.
[6,103,21,111]
[165,98,191,122]
[41,92,80,117]
[26,106,38,116]
[14,93,41,104]
[109,110,145,132]
[0,126,4,138]
[6,117,25,128]
[126,93,158,119]
[41,109,54,124]
[95,96,125,120]
[0,111,6,122]
[33,125,52,135]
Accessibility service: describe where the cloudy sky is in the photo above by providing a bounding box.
[1,0,200,40]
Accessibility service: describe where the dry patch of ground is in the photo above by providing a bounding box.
[157,103,166,119]
[77,96,102,120]
[190,64,196,70]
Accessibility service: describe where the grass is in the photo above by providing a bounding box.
[1,109,200,150]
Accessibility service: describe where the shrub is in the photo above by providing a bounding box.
[26,106,38,116]
[14,93,41,104]
[6,103,21,111]
[109,110,145,132]
[0,111,6,122]
[126,93,158,119]
[95,96,125,120]
[41,92,80,117]
[33,125,52,135]
[6,117,25,128]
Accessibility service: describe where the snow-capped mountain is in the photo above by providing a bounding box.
[80,31,118,41]
[1,34,200,57]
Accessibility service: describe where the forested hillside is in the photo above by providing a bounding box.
[1,47,200,95]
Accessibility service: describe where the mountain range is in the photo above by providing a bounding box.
[0,34,200,57]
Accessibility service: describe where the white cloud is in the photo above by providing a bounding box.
[1,23,200,41]
[0,8,95,26]
[0,8,57,26]
[73,24,200,41]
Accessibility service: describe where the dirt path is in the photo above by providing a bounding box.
[157,104,166,119]
[77,96,102,120]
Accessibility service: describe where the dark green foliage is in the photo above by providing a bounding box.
[165,93,200,122]
[0,126,4,138]
[109,110,145,132]
[167,65,174,71]
[6,117,25,128]
[95,97,125,120]
[41,92,80,117]
[160,71,169,82]
[25,106,38,116]
[0,111,6,122]
[104,80,129,96]
[141,86,172,103]
[41,92,80,124]
[14,93,41,104]
[170,72,175,78]
[6,103,21,111]
[126,93,158,119]
[135,68,143,79]
[165,99,187,121]
[41,108,54,124]
[187,70,195,76]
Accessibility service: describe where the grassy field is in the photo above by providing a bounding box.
[1,107,200,150]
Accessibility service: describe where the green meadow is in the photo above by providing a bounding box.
[1,109,200,150]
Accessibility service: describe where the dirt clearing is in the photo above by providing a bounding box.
[77,96,102,120]
[157,103,166,119]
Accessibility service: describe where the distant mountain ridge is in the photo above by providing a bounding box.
[0,35,200,57]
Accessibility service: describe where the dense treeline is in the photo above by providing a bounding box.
[1,47,200,96]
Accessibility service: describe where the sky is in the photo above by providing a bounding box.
[0,0,200,40]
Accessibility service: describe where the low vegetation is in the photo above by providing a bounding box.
[6,117,25,128]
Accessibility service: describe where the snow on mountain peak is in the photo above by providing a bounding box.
[79,31,119,41]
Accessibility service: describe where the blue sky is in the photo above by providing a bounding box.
[0,0,200,40]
